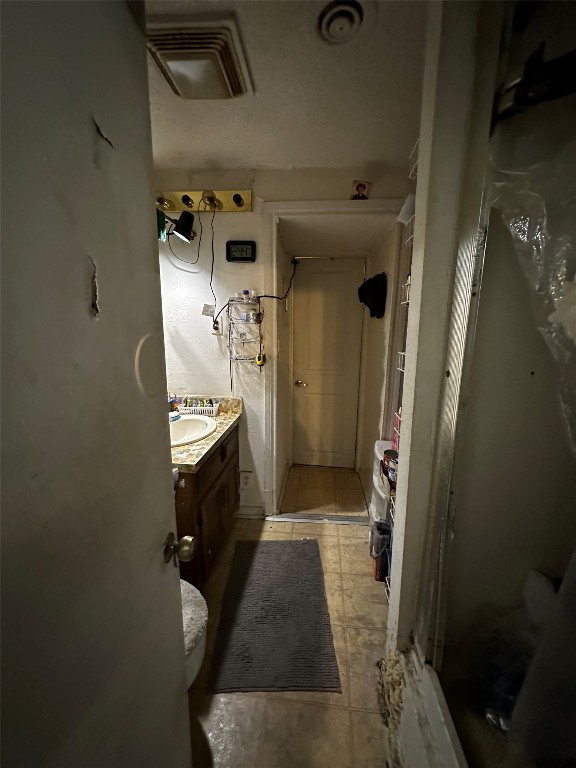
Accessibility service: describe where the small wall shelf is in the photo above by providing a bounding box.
[383,139,417,603]
[384,491,396,601]
[404,215,415,245]
[401,275,411,306]
[231,337,261,345]
[408,139,419,181]
[392,409,402,453]
[227,296,264,391]
[228,297,259,305]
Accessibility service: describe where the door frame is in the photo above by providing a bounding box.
[385,1,505,764]
[261,200,403,514]
[381,230,412,440]
[386,0,504,658]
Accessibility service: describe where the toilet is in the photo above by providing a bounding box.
[180,580,208,688]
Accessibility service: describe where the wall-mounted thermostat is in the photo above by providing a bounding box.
[226,240,256,263]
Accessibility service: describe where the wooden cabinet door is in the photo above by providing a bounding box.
[198,478,229,575]
[222,452,240,534]
[175,426,240,586]
[174,475,203,587]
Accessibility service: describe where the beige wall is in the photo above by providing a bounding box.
[154,167,409,204]
[273,235,294,507]
[159,210,269,513]
[445,215,576,643]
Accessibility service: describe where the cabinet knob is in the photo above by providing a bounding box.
[162,532,196,568]
[295,379,308,387]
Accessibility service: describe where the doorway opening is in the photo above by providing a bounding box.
[264,205,402,523]
[283,254,368,524]
[279,465,368,524]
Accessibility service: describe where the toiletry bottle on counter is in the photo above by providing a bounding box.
[242,289,250,302]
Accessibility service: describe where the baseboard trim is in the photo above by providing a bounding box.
[237,507,265,519]
[266,513,369,526]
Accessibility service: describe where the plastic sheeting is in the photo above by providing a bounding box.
[490,95,576,455]
[510,551,576,765]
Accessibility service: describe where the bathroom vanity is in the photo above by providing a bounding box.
[172,408,241,588]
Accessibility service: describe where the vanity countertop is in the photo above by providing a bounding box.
[171,398,242,474]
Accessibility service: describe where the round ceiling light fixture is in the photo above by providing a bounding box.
[318,0,364,44]
[201,189,223,210]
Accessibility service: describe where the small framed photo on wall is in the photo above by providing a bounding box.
[351,180,372,200]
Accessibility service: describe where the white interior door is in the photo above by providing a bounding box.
[292,258,365,467]
[2,4,191,767]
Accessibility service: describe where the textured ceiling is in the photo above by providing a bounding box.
[279,212,396,256]
[146,0,426,171]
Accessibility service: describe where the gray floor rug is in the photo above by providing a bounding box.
[210,539,341,693]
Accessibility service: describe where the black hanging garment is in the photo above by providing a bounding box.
[358,272,387,318]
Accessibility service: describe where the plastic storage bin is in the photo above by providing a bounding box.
[370,519,392,582]
[369,440,393,524]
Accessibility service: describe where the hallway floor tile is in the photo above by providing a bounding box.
[280,466,369,519]
[188,470,389,767]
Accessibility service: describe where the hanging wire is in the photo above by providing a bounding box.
[167,230,197,265]
[259,297,263,374]
[194,206,204,262]
[208,208,217,307]
[257,259,299,300]
[212,255,298,333]
[258,226,300,299]
[214,298,230,327]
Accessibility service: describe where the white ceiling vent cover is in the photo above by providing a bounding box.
[318,1,364,44]
[146,18,253,100]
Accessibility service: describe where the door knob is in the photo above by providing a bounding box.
[294,379,308,387]
[163,532,196,568]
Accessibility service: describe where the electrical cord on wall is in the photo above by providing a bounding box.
[212,258,299,331]
[164,203,221,331]
[213,299,230,328]
[195,207,204,261]
[257,258,299,301]
[208,209,217,307]
[168,230,198,264]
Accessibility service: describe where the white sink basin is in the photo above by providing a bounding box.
[170,415,217,447]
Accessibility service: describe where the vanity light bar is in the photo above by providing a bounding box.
[156,190,252,213]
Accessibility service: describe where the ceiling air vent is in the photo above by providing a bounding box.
[146,19,253,99]
[318,1,364,44]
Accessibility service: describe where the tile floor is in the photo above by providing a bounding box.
[189,468,389,768]
[281,465,369,518]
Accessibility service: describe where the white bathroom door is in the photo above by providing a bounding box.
[2,4,191,767]
[292,258,365,467]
